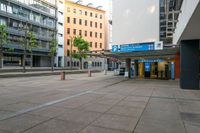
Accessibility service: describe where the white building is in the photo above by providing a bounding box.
[112,0,160,45]
[56,0,65,67]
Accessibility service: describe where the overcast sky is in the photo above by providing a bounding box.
[69,0,111,12]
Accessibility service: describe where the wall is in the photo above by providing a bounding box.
[112,0,159,45]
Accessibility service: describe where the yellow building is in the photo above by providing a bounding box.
[64,1,107,68]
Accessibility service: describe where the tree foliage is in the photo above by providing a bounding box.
[72,36,89,60]
[0,25,8,56]
[27,32,38,52]
[49,38,58,57]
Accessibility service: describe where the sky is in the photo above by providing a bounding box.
[69,0,111,13]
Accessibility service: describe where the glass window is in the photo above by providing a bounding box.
[90,42,92,47]
[100,23,102,29]
[90,12,93,17]
[0,3,6,12]
[67,28,70,34]
[79,30,82,36]
[100,33,102,38]
[95,14,98,18]
[95,22,97,28]
[0,17,7,25]
[73,8,76,14]
[73,29,76,35]
[85,11,87,16]
[67,39,70,45]
[79,10,82,15]
[90,31,92,37]
[95,42,97,48]
[85,20,87,26]
[67,50,70,56]
[67,17,70,23]
[100,43,102,48]
[95,32,97,38]
[100,15,102,19]
[85,31,87,37]
[73,18,76,24]
[79,19,82,25]
[7,5,12,13]
[90,21,92,27]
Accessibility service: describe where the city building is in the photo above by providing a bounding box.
[172,0,200,89]
[111,0,180,80]
[56,0,64,67]
[0,0,57,67]
[64,0,107,69]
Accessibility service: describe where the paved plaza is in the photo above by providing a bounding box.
[0,72,200,133]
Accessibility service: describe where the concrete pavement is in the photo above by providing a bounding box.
[0,72,200,133]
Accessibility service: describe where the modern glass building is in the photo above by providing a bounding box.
[0,0,57,67]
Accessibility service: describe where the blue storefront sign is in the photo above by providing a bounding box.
[171,62,175,80]
[138,60,164,63]
[145,63,151,72]
[112,45,119,53]
[120,42,155,53]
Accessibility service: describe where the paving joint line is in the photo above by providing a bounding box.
[132,88,155,133]
[0,78,127,121]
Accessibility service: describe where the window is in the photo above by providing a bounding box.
[77,62,79,67]
[85,11,87,16]
[67,39,70,45]
[73,50,76,53]
[73,8,76,13]
[100,23,102,29]
[67,17,70,23]
[90,12,93,17]
[7,5,12,13]
[100,33,102,39]
[67,61,70,67]
[95,14,98,18]
[74,62,76,67]
[67,28,70,34]
[0,3,6,12]
[95,32,97,38]
[79,30,82,36]
[79,10,82,15]
[100,15,102,19]
[67,50,70,56]
[58,33,63,37]
[90,21,92,27]
[67,7,70,12]
[95,42,97,48]
[73,18,76,24]
[90,42,92,47]
[95,22,97,28]
[85,31,87,37]
[73,29,76,35]
[100,43,102,48]
[79,19,82,25]
[59,11,63,15]
[90,31,92,37]
[85,20,87,26]
[58,22,63,26]
[58,44,63,48]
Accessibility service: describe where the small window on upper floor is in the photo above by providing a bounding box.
[85,11,87,16]
[79,10,82,15]
[67,7,70,12]
[73,8,76,14]
[90,12,93,17]
[95,14,98,18]
[100,15,103,19]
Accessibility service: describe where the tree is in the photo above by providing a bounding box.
[27,32,38,68]
[49,34,58,72]
[72,36,89,69]
[0,24,8,68]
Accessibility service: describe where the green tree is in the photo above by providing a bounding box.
[27,32,38,68]
[72,36,89,69]
[0,24,8,68]
[49,34,58,72]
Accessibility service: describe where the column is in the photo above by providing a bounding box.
[125,58,131,78]
[134,60,139,78]
[180,40,199,89]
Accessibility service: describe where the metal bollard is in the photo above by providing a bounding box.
[61,71,65,80]
[88,69,92,77]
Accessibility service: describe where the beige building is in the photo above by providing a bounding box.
[64,1,107,69]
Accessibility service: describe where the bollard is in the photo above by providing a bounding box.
[88,69,92,77]
[104,70,107,75]
[61,71,65,80]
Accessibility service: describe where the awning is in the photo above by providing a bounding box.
[87,47,179,60]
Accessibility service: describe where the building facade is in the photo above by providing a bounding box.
[56,0,64,67]
[0,0,57,67]
[64,1,106,69]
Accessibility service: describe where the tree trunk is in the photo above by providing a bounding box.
[0,50,3,69]
[80,58,82,70]
[51,56,54,72]
[30,52,33,68]
[23,53,26,73]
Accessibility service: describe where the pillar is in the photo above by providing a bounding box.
[134,60,139,77]
[180,40,199,89]
[125,58,131,78]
